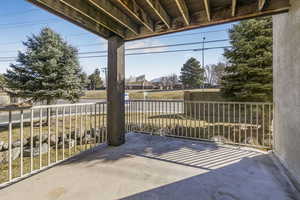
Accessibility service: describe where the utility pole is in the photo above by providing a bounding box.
[202,37,206,89]
[202,37,206,69]
[101,67,108,89]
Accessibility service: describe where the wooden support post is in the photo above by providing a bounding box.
[107,35,125,146]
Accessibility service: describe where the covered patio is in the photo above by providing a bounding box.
[1,0,300,199]
[0,132,297,200]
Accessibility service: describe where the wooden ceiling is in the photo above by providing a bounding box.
[27,0,290,41]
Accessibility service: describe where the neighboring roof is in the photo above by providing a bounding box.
[150,76,181,84]
[126,81,153,86]
[27,0,290,41]
[150,78,162,83]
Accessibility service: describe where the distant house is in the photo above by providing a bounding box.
[125,81,154,90]
[125,75,154,90]
[150,77,183,90]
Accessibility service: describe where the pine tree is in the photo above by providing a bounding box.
[4,27,84,104]
[180,57,205,88]
[88,69,103,90]
[221,17,273,102]
[79,72,89,89]
[0,74,5,90]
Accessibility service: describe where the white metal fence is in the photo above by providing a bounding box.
[0,99,273,185]
[126,100,273,149]
[0,102,107,186]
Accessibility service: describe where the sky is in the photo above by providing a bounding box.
[0,0,235,81]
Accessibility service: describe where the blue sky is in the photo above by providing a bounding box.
[0,0,234,80]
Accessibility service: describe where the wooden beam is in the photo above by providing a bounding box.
[60,0,126,38]
[112,0,154,32]
[28,0,290,42]
[258,0,266,11]
[174,0,190,26]
[27,0,111,38]
[88,0,139,35]
[126,0,289,41]
[145,0,172,28]
[203,0,211,21]
[232,0,237,17]
[107,35,125,146]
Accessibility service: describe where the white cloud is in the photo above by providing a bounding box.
[125,39,167,53]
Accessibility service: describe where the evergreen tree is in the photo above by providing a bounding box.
[79,72,89,89]
[88,69,103,90]
[0,74,5,90]
[221,17,273,102]
[180,57,205,88]
[4,27,84,104]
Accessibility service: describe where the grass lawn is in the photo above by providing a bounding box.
[81,89,220,100]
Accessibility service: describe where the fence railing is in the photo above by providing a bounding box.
[0,99,273,186]
[126,100,273,149]
[0,102,107,186]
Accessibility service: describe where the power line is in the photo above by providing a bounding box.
[77,46,232,58]
[0,9,40,17]
[157,29,230,39]
[0,39,230,59]
[0,59,16,62]
[78,39,229,54]
[0,19,60,30]
[0,56,17,59]
[0,18,60,26]
[0,28,229,46]
[0,45,231,62]
[75,42,107,47]
[0,40,107,47]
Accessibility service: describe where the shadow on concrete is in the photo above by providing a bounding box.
[0,133,299,200]
[119,153,299,200]
[59,133,298,200]
[61,132,226,165]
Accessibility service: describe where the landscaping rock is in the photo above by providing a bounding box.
[76,132,84,140]
[210,136,229,143]
[23,143,48,157]
[263,135,273,147]
[2,143,9,151]
[50,135,58,146]
[0,141,4,151]
[0,147,21,163]
[12,139,28,148]
[58,139,75,149]
[243,137,260,146]
[69,131,82,139]
[82,134,92,144]
[32,134,48,147]
[12,140,21,148]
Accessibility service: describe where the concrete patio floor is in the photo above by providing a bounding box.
[0,132,298,200]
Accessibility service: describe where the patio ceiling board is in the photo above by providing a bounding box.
[27,0,113,38]
[259,0,267,11]
[174,0,190,25]
[27,0,290,41]
[203,0,211,21]
[232,0,237,16]
[87,0,140,35]
[59,0,127,38]
[111,0,155,32]
[144,0,172,29]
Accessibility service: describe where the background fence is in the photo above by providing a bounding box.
[126,100,273,149]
